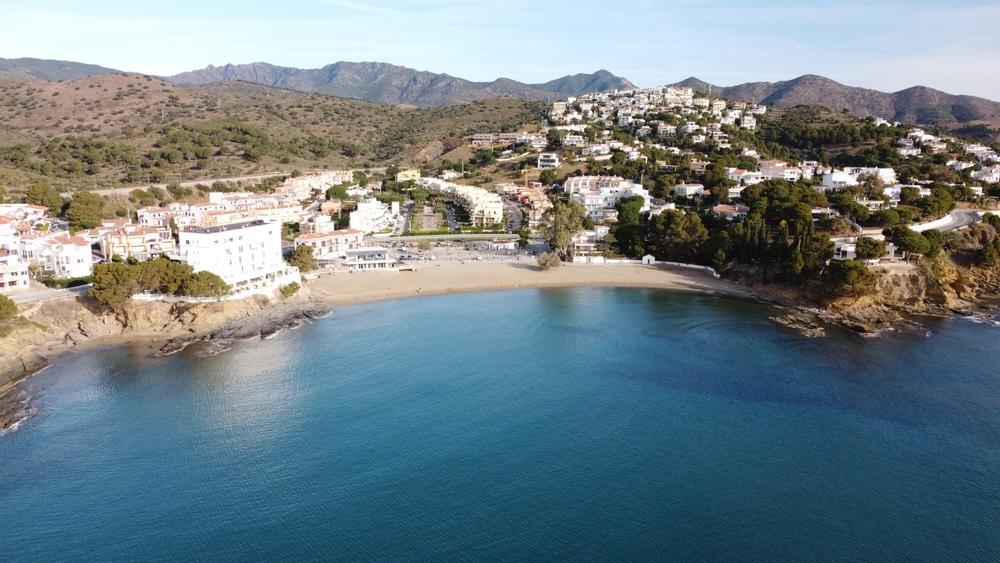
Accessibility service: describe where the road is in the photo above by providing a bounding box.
[377,233,510,243]
[61,167,388,197]
[838,209,985,243]
[9,284,90,305]
[910,209,982,233]
[503,199,523,231]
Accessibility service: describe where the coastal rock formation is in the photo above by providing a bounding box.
[0,291,327,432]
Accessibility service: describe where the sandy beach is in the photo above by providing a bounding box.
[305,262,749,307]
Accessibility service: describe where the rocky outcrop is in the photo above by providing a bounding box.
[0,291,329,432]
[765,257,998,337]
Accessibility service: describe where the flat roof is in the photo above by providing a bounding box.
[183,220,269,234]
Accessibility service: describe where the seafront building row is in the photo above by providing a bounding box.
[0,170,403,295]
[416,178,505,227]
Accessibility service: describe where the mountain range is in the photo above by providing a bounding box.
[0,57,120,81]
[2,57,999,134]
[671,75,1000,133]
[165,62,636,106]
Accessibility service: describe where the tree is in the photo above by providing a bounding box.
[854,237,887,261]
[540,200,586,259]
[326,184,349,201]
[539,169,557,185]
[517,226,530,248]
[537,252,562,270]
[0,294,17,321]
[0,187,6,204]
[181,271,230,297]
[25,181,64,216]
[978,238,1000,266]
[646,210,709,263]
[883,226,938,256]
[821,260,876,298]
[546,129,565,149]
[287,245,318,272]
[89,262,139,311]
[66,191,104,231]
[615,195,645,227]
[89,258,231,311]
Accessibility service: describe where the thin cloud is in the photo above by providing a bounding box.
[319,0,404,16]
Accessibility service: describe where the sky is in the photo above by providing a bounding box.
[1,0,999,99]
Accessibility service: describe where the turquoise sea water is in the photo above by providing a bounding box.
[1,287,999,561]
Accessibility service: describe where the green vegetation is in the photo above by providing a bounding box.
[287,245,318,272]
[537,252,561,270]
[65,191,103,231]
[614,195,646,257]
[884,227,944,258]
[0,76,546,193]
[0,294,16,321]
[854,237,888,261]
[976,214,1000,266]
[89,257,229,311]
[540,200,586,259]
[0,294,20,337]
[821,259,877,298]
[25,180,64,215]
[279,282,300,298]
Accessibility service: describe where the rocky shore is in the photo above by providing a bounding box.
[756,256,1000,338]
[0,290,329,432]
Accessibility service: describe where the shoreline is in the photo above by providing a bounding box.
[3,261,993,433]
[306,262,751,308]
[0,264,744,407]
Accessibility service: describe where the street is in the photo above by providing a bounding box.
[9,284,90,305]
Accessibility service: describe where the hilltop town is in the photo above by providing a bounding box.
[2,79,1000,399]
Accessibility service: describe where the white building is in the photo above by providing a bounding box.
[821,170,861,191]
[563,176,650,222]
[177,220,300,294]
[727,168,765,186]
[350,199,399,235]
[417,179,505,227]
[759,160,802,182]
[16,233,93,279]
[673,184,706,198]
[538,153,560,169]
[277,170,353,200]
[0,249,30,293]
[344,247,395,271]
[294,229,365,263]
[0,204,48,225]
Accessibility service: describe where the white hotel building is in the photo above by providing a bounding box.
[177,220,300,294]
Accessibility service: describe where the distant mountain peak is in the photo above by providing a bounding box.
[668,74,1000,129]
[165,61,634,106]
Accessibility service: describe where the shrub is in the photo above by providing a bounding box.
[279,282,300,298]
[0,294,17,321]
[537,252,562,271]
